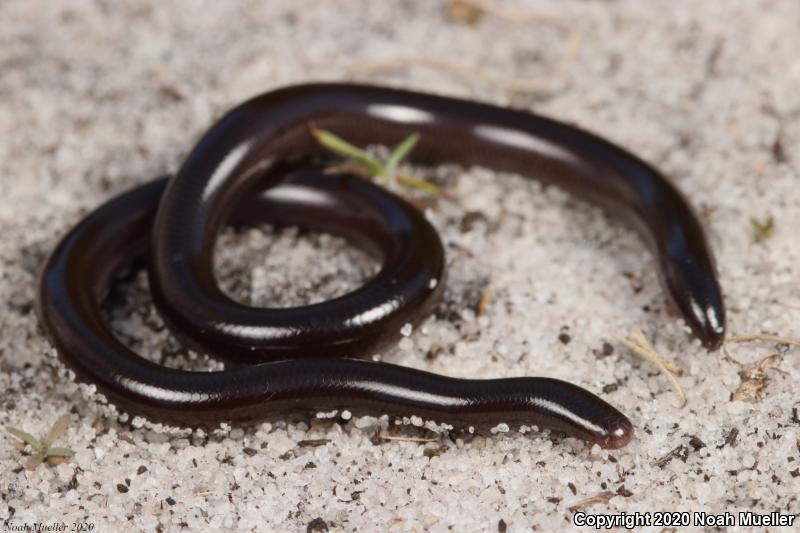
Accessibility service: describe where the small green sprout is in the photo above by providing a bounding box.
[308,123,439,196]
[7,414,75,470]
[381,133,420,185]
[750,215,774,243]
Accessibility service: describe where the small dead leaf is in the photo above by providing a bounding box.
[477,286,493,318]
[732,353,779,403]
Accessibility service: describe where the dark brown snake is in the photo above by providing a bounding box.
[36,84,727,449]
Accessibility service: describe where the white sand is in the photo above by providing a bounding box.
[1,1,799,531]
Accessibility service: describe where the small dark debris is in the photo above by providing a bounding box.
[423,446,445,459]
[243,447,258,457]
[594,342,615,359]
[720,428,739,449]
[159,84,185,102]
[773,137,786,164]
[602,383,618,394]
[546,497,560,504]
[165,497,176,506]
[307,517,328,532]
[436,276,490,323]
[622,272,644,294]
[791,408,799,425]
[497,518,507,533]
[705,38,724,76]
[369,432,384,446]
[351,490,363,501]
[558,333,571,345]
[654,445,689,468]
[567,482,577,495]
[616,486,633,497]
[298,439,331,448]
[425,343,449,361]
[137,465,148,475]
[116,483,129,493]
[67,470,80,490]
[279,451,293,461]
[460,211,488,232]
[688,436,706,451]
[304,462,317,469]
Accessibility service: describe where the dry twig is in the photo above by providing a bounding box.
[348,0,581,94]
[725,333,800,348]
[616,327,687,408]
[377,435,440,444]
[568,491,615,512]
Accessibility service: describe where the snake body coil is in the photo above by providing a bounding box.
[36,84,727,449]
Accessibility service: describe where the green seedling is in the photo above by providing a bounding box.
[308,123,439,196]
[7,414,75,470]
[750,215,774,243]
